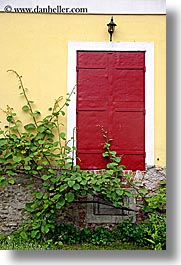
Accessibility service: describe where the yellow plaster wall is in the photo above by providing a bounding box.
[0,13,166,167]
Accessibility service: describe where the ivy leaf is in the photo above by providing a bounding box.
[68,180,75,187]
[116,189,123,196]
[41,224,50,234]
[6,115,13,123]
[20,231,28,240]
[113,201,121,208]
[77,176,82,182]
[0,176,5,182]
[107,162,117,169]
[29,113,37,117]
[80,180,87,186]
[42,161,48,166]
[110,151,117,156]
[56,200,65,209]
[42,175,51,180]
[113,157,121,163]
[37,165,43,170]
[13,156,21,163]
[65,192,75,202]
[38,125,46,133]
[102,152,109,157]
[35,110,41,115]
[22,105,29,111]
[28,100,34,104]
[124,190,131,197]
[38,140,45,145]
[52,194,61,201]
[36,192,43,199]
[60,111,65,116]
[94,186,101,192]
[10,125,19,131]
[91,179,97,185]
[0,139,7,147]
[24,165,31,171]
[31,230,39,239]
[139,188,148,194]
[8,178,15,185]
[24,157,31,162]
[6,169,16,176]
[1,180,8,187]
[59,184,68,192]
[53,141,59,147]
[24,123,36,131]
[0,158,5,163]
[59,132,66,140]
[27,184,34,189]
[81,190,87,196]
[73,183,80,190]
[159,181,166,185]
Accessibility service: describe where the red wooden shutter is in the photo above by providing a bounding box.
[76,51,145,170]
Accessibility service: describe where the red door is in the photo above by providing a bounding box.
[76,51,145,170]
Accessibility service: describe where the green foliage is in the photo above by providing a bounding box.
[100,126,125,174]
[0,70,166,248]
[0,233,52,250]
[144,182,166,213]
[0,231,150,250]
[128,179,166,215]
[144,213,166,250]
[116,214,166,250]
[9,216,167,249]
[91,226,115,245]
[0,70,130,242]
[116,218,148,246]
[0,214,166,250]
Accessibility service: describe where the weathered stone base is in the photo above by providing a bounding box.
[0,167,166,234]
[0,176,42,234]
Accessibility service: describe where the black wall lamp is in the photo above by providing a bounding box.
[107,16,117,42]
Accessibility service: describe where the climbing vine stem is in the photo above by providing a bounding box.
[0,70,166,243]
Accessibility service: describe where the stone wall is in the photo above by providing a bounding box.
[0,175,41,234]
[134,166,166,192]
[0,167,166,234]
[133,167,166,220]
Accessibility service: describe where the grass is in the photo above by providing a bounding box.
[0,235,150,250]
[56,242,150,250]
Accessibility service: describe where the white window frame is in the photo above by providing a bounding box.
[67,41,154,167]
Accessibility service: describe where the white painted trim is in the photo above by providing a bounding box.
[0,0,166,14]
[67,41,154,167]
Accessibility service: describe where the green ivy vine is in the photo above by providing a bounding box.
[0,70,166,243]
